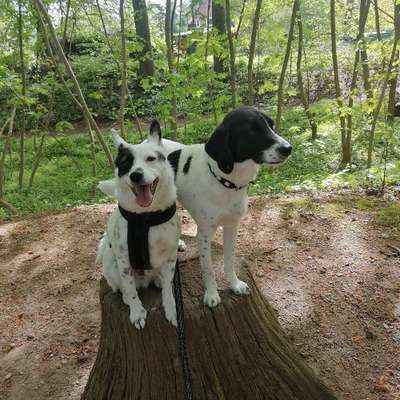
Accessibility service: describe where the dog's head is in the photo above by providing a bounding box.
[205,106,292,174]
[111,121,171,208]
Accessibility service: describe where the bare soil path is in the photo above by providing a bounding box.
[0,192,399,400]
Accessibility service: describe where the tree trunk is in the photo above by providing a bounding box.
[212,0,226,74]
[387,2,400,122]
[17,0,26,191]
[234,0,247,39]
[33,0,114,169]
[61,0,71,50]
[132,0,155,79]
[276,0,299,132]
[225,0,237,109]
[119,0,128,138]
[296,6,317,140]
[330,0,350,167]
[247,0,262,106]
[82,238,338,400]
[359,1,373,104]
[373,0,381,41]
[0,107,16,200]
[0,107,17,214]
[165,0,177,139]
[368,3,400,168]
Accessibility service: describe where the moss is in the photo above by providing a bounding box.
[281,197,320,219]
[377,203,400,229]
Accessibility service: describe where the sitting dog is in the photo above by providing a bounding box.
[96,121,180,329]
[100,106,292,308]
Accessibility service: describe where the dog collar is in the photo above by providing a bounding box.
[207,163,247,191]
[118,203,177,272]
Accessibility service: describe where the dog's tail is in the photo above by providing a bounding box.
[96,233,109,264]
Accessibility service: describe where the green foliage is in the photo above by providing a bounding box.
[0,0,399,221]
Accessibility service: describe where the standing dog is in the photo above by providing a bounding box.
[97,121,180,329]
[167,106,292,307]
[101,106,292,308]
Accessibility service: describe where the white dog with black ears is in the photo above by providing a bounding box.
[96,121,180,329]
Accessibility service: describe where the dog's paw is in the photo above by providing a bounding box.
[203,289,221,308]
[178,239,187,252]
[230,279,250,296]
[164,307,177,327]
[129,305,147,330]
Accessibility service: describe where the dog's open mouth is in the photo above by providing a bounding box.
[131,178,159,207]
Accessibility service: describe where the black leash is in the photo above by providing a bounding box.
[173,260,193,400]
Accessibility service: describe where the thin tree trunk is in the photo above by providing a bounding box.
[28,134,46,191]
[176,0,183,66]
[212,0,226,74]
[225,0,237,109]
[276,0,299,132]
[165,0,177,139]
[119,0,128,138]
[330,0,349,166]
[359,1,373,104]
[373,0,381,40]
[85,114,97,197]
[96,0,117,65]
[368,3,400,168]
[132,0,155,79]
[0,118,10,137]
[33,0,114,169]
[204,0,212,64]
[29,79,55,191]
[296,7,317,139]
[95,0,142,134]
[204,0,218,125]
[17,0,26,191]
[61,0,71,50]
[234,0,247,39]
[344,0,370,167]
[387,2,400,121]
[0,107,17,214]
[248,0,262,106]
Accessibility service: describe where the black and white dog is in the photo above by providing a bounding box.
[97,121,180,329]
[101,106,292,308]
[167,106,292,306]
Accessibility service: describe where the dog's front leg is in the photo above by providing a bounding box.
[223,223,250,295]
[197,226,221,307]
[159,259,177,327]
[116,257,147,329]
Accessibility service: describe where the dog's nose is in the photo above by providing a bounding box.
[277,144,292,157]
[129,169,143,183]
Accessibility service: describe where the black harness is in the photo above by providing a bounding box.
[118,203,177,272]
[207,163,248,191]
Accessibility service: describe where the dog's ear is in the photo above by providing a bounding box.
[258,112,274,129]
[98,179,117,198]
[111,128,128,149]
[205,124,234,174]
[148,120,162,145]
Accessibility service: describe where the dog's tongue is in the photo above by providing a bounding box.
[135,184,153,207]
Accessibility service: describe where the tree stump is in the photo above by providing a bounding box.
[82,237,338,400]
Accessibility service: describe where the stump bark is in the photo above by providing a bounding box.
[82,237,338,400]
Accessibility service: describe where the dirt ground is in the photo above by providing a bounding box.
[0,192,399,400]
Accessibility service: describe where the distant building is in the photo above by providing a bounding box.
[188,0,211,29]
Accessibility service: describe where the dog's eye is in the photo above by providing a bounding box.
[146,156,156,162]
